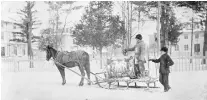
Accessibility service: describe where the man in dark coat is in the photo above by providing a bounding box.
[149,47,174,92]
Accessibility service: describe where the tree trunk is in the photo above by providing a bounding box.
[138,10,141,34]
[160,5,165,48]
[27,2,34,68]
[99,47,103,69]
[157,1,161,53]
[160,2,170,48]
[121,2,126,54]
[55,9,59,49]
[126,1,131,48]
[130,2,132,45]
[169,43,172,55]
[28,26,34,68]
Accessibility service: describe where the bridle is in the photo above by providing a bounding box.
[47,47,59,61]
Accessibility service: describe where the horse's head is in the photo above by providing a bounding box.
[46,45,52,61]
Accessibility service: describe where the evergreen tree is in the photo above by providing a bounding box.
[11,1,41,68]
[72,1,125,68]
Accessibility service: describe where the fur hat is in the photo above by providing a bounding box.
[160,47,168,52]
[135,34,142,40]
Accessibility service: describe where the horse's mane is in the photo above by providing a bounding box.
[48,46,57,52]
[47,46,58,58]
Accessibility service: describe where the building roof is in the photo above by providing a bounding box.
[1,20,13,24]
[181,30,204,35]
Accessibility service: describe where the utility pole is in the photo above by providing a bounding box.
[190,17,194,56]
[190,6,194,63]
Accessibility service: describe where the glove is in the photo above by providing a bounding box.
[125,49,128,53]
[122,49,127,55]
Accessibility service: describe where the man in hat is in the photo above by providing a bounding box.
[149,47,174,92]
[124,34,146,78]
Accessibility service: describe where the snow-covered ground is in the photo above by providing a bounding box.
[1,69,207,100]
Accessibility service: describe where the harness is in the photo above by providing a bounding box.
[54,51,60,61]
[53,51,81,69]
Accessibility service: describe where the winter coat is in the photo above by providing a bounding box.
[128,40,146,63]
[152,53,174,74]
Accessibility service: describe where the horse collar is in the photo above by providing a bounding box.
[54,51,59,61]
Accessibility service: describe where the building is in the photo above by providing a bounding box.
[1,20,28,58]
[171,22,206,56]
[1,20,45,58]
[148,22,206,57]
[171,30,205,56]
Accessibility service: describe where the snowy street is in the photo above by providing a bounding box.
[2,70,207,100]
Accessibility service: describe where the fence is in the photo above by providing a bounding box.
[1,56,207,72]
[170,56,207,72]
[1,58,103,72]
[1,58,57,72]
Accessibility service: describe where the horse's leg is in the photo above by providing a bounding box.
[57,66,66,85]
[85,61,91,85]
[78,64,85,86]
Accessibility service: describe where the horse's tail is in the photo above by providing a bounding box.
[81,51,89,63]
[82,51,91,80]
[84,51,90,69]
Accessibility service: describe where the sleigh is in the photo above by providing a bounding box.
[92,56,159,89]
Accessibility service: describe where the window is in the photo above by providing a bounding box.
[195,34,199,39]
[13,33,16,39]
[184,45,188,51]
[13,25,16,29]
[14,46,17,56]
[197,25,200,29]
[175,45,179,51]
[194,44,200,52]
[184,35,188,39]
[1,32,4,40]
[22,45,25,56]
[1,47,5,56]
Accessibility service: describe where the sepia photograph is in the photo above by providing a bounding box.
[1,1,207,100]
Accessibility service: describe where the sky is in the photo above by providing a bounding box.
[1,1,195,45]
[1,1,89,36]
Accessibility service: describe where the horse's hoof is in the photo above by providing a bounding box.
[79,83,84,86]
[62,81,66,85]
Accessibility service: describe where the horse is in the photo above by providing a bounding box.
[45,45,91,86]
